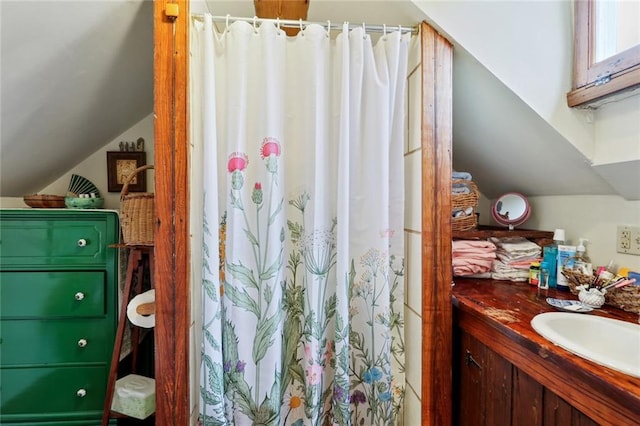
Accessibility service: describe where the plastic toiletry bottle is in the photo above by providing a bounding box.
[557,244,577,292]
[542,228,564,288]
[529,262,541,286]
[594,260,615,287]
[539,261,550,290]
[573,238,593,275]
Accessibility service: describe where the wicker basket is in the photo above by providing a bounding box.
[23,194,66,208]
[120,165,154,246]
[562,269,593,294]
[563,269,640,314]
[605,285,640,314]
[452,179,479,231]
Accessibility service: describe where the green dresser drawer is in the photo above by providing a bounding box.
[1,271,106,318]
[0,210,119,425]
[0,219,109,267]
[0,365,108,419]
[1,318,115,365]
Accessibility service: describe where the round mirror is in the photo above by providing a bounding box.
[491,192,531,230]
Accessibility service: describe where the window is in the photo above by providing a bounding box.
[567,0,640,107]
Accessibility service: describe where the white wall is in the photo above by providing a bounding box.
[414,0,595,158]
[415,0,640,168]
[527,195,640,272]
[593,95,640,164]
[0,114,155,210]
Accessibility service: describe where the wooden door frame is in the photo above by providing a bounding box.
[153,8,453,425]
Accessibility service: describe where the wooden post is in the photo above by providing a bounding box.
[153,1,190,425]
[253,0,310,36]
[420,21,453,426]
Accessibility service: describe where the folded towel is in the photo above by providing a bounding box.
[499,257,542,269]
[491,270,530,282]
[452,207,474,218]
[452,182,472,195]
[453,240,497,251]
[490,237,541,282]
[490,237,540,252]
[452,171,472,180]
[462,272,492,279]
[451,257,493,276]
[496,252,539,263]
[490,237,541,265]
[452,240,497,276]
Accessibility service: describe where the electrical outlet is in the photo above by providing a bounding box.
[617,225,640,255]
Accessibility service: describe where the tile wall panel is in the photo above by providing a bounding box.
[407,68,422,153]
[405,231,422,314]
[403,38,423,420]
[404,308,423,398]
[403,385,422,425]
[404,151,422,232]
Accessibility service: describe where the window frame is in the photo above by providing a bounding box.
[567,0,640,107]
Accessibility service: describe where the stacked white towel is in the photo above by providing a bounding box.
[489,237,541,282]
[452,240,497,277]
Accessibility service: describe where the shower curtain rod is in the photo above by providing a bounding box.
[192,14,419,35]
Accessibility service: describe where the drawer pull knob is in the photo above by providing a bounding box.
[77,239,87,247]
[76,389,87,398]
[74,292,85,301]
[78,338,88,348]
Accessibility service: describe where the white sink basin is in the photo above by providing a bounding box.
[531,312,640,378]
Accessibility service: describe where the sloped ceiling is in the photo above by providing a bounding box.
[451,45,615,198]
[0,0,153,196]
[0,0,624,199]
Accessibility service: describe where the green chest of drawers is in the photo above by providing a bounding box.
[0,209,119,425]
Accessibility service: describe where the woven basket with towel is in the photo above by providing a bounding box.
[452,173,479,231]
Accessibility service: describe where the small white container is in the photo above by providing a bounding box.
[111,374,155,420]
[577,286,606,309]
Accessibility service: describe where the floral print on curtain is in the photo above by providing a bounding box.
[200,139,405,425]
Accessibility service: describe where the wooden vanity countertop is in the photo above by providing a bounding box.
[452,278,640,425]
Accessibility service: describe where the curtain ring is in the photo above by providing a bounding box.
[299,18,304,31]
[225,14,230,31]
[398,25,402,34]
[276,17,280,30]
[253,16,258,32]
[383,24,387,38]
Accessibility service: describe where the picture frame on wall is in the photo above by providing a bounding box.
[106,151,147,193]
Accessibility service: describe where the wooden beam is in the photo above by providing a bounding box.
[421,21,453,425]
[153,1,190,425]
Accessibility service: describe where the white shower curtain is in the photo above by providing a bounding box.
[191,14,410,426]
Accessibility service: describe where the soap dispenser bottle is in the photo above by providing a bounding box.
[574,238,593,275]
